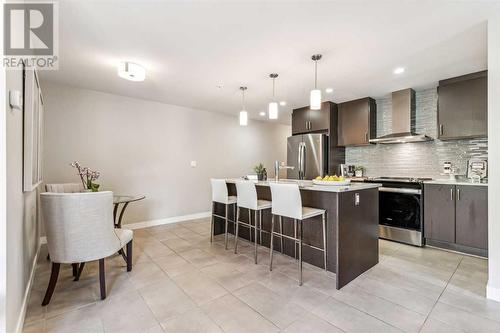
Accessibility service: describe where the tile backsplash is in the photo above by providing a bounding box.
[346,88,488,178]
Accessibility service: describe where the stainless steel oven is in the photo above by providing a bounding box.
[365,177,429,246]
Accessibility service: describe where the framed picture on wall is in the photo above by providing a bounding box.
[23,66,44,192]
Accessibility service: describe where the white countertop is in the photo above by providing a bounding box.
[424,179,488,187]
[225,178,381,193]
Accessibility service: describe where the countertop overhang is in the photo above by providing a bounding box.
[225,178,382,193]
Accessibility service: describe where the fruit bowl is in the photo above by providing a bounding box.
[312,179,351,186]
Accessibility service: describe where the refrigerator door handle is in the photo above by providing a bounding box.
[297,143,302,178]
[301,142,306,180]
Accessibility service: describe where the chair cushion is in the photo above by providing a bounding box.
[257,199,272,210]
[115,228,133,247]
[302,207,325,220]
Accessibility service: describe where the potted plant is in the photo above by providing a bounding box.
[253,163,267,181]
[71,161,101,192]
[354,166,365,178]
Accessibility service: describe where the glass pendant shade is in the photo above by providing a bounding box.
[310,89,322,110]
[268,102,278,119]
[239,110,248,126]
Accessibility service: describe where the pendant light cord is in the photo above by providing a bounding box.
[241,89,245,110]
[314,59,318,89]
[272,77,276,99]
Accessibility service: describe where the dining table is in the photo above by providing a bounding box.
[113,195,145,228]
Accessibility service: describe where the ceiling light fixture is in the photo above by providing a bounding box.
[325,87,333,93]
[279,101,287,106]
[118,62,146,81]
[310,54,322,110]
[259,111,266,116]
[394,67,405,74]
[239,86,248,126]
[268,73,279,119]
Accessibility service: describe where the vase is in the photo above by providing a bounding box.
[355,170,363,178]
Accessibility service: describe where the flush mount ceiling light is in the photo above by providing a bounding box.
[325,87,333,93]
[279,101,287,106]
[394,67,405,74]
[118,62,146,81]
[239,86,248,126]
[310,54,322,110]
[268,73,279,120]
[259,111,266,116]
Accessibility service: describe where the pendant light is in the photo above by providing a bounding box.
[268,73,279,119]
[239,86,248,126]
[310,54,322,110]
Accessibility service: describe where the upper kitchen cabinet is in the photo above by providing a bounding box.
[438,71,487,140]
[338,97,377,146]
[291,101,335,135]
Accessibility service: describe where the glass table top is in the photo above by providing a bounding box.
[113,195,145,204]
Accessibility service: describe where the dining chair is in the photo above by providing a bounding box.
[40,191,133,305]
[45,182,85,193]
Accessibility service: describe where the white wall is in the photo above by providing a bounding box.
[487,15,500,302]
[42,82,290,224]
[5,68,40,333]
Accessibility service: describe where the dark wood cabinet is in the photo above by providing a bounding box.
[291,107,309,135]
[424,184,488,255]
[438,71,487,140]
[424,184,456,243]
[455,185,488,250]
[338,97,377,146]
[291,101,333,135]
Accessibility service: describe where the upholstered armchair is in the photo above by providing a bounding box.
[40,191,133,305]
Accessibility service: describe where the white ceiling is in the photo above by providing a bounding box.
[40,0,500,124]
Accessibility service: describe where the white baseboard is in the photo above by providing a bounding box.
[15,243,40,333]
[487,284,500,302]
[115,211,211,230]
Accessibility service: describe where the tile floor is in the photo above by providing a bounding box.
[23,217,498,333]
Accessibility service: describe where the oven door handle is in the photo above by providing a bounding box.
[379,187,422,195]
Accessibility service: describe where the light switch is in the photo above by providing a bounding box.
[355,193,360,206]
[190,160,197,168]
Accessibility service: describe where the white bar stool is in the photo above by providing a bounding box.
[234,181,272,263]
[269,182,327,285]
[210,179,237,250]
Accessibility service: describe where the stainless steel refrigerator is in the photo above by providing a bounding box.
[287,134,328,180]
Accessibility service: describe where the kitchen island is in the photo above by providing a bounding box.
[212,179,380,289]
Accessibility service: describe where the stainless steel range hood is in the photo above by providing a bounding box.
[370,88,433,144]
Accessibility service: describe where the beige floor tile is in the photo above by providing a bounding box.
[96,290,159,333]
[44,304,104,333]
[258,271,301,298]
[314,297,403,333]
[281,312,344,333]
[24,290,46,323]
[171,271,228,305]
[233,282,307,329]
[201,294,279,333]
[139,278,196,321]
[45,282,98,319]
[332,283,426,332]
[161,237,193,253]
[420,318,467,333]
[353,274,436,315]
[140,239,175,258]
[429,302,500,332]
[160,308,223,333]
[289,284,330,312]
[200,262,255,292]
[178,248,219,268]
[23,320,45,333]
[126,261,170,290]
[148,229,181,242]
[153,253,199,278]
[438,287,500,324]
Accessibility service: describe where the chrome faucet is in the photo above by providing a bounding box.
[274,160,295,181]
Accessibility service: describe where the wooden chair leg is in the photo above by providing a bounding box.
[99,258,106,300]
[126,241,133,272]
[74,262,85,281]
[72,263,78,277]
[42,263,60,306]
